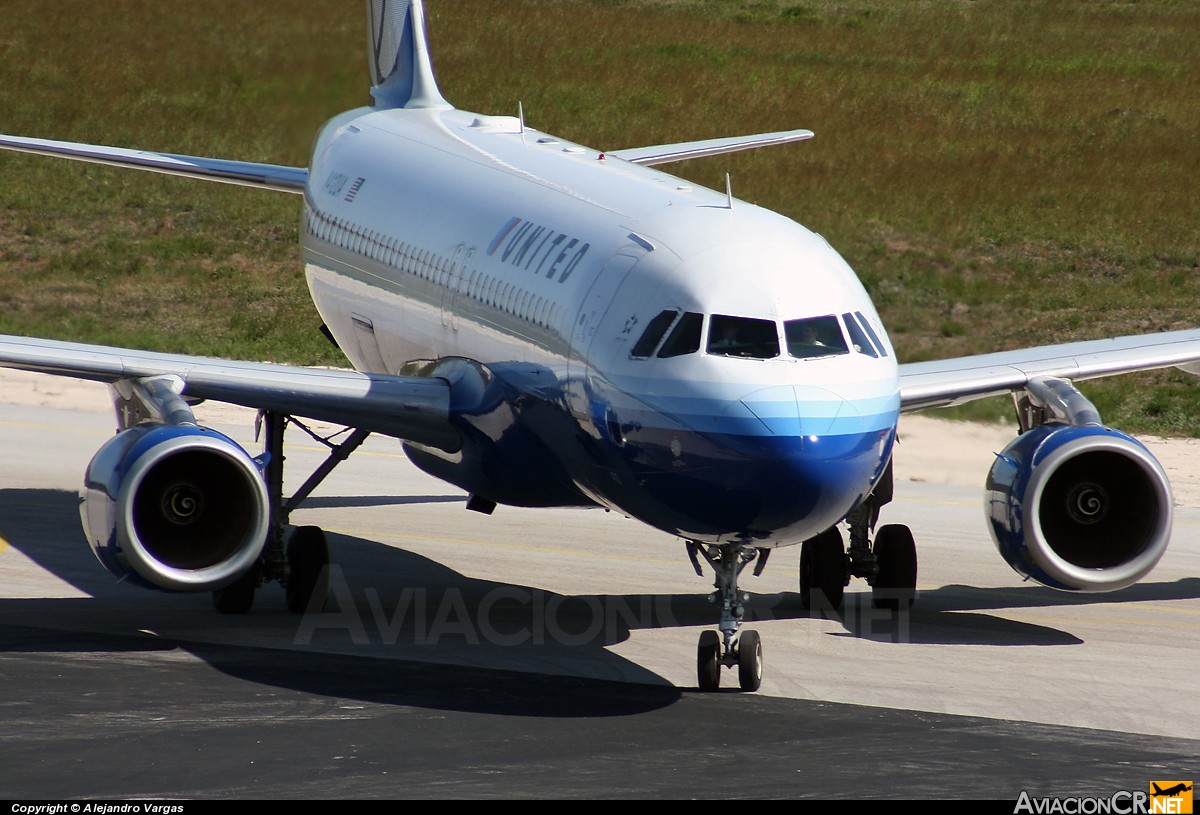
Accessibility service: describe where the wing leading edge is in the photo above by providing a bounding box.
[899,329,1200,413]
[0,128,814,186]
[607,129,814,166]
[0,135,307,194]
[0,335,456,451]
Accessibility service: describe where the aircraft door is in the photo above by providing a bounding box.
[440,244,470,329]
[569,242,648,375]
[565,241,649,429]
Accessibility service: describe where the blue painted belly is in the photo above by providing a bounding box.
[574,423,894,545]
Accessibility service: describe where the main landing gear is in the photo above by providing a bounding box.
[797,522,918,613]
[797,461,918,614]
[687,542,767,692]
[212,410,369,615]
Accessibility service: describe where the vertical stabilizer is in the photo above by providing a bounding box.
[367,0,451,110]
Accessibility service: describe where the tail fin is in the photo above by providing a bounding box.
[367,0,451,110]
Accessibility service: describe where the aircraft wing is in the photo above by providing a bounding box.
[899,328,1200,412]
[0,135,307,194]
[607,129,814,166]
[0,335,456,450]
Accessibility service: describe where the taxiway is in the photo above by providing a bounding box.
[1,382,1197,797]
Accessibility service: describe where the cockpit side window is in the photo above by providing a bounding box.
[630,309,679,358]
[707,315,780,359]
[841,312,879,358]
[784,315,848,359]
[657,311,703,358]
[853,311,888,357]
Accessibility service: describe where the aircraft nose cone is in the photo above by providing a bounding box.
[615,381,894,544]
[630,384,883,543]
[738,384,862,437]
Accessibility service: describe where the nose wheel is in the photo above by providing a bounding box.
[688,542,765,692]
[697,630,721,691]
[737,629,763,691]
[696,628,762,692]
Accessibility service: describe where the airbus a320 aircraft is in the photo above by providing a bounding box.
[2,0,1198,692]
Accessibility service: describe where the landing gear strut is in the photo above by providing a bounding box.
[797,460,918,612]
[212,411,369,615]
[687,542,765,692]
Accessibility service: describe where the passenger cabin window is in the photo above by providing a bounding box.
[631,310,679,358]
[657,312,703,358]
[841,312,879,358]
[784,316,848,359]
[708,315,780,359]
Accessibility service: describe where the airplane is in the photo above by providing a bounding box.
[1152,784,1193,798]
[2,0,1199,693]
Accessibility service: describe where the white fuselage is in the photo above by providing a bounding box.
[299,106,900,546]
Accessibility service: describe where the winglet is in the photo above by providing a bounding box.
[367,0,452,110]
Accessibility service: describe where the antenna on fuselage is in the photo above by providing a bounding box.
[518,101,526,141]
[725,173,734,209]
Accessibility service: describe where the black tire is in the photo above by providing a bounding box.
[286,526,330,614]
[799,527,846,612]
[737,629,763,692]
[697,630,721,691]
[212,563,259,614]
[872,524,917,611]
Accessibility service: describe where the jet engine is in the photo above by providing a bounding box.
[80,424,271,592]
[985,423,1171,592]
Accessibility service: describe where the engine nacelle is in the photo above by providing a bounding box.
[985,423,1171,592]
[81,424,271,592]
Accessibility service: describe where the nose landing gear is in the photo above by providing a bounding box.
[688,542,765,691]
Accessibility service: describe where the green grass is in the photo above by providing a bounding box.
[2,0,1199,432]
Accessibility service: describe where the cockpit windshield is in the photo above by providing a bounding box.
[784,316,848,359]
[630,309,881,362]
[707,315,780,359]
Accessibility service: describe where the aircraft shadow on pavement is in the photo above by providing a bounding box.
[0,488,688,715]
[4,488,1200,699]
[764,575,1200,646]
[825,594,1083,646]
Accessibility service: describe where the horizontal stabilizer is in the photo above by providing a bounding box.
[607,129,814,166]
[0,134,307,194]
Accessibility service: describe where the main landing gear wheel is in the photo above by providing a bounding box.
[799,527,847,612]
[212,561,260,614]
[285,525,330,614]
[872,523,917,611]
[697,630,721,691]
[232,412,365,613]
[737,629,763,692]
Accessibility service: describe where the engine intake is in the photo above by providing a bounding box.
[81,424,270,592]
[985,423,1171,592]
